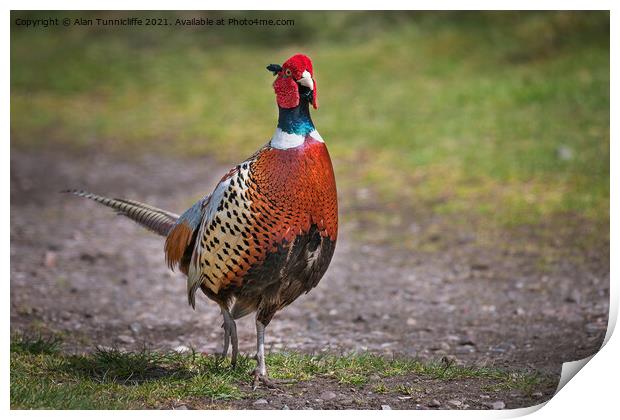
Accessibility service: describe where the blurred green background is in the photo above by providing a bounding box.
[11,11,609,235]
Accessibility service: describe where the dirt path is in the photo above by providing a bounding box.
[10,148,609,409]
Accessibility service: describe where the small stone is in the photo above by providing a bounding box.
[441,355,458,366]
[253,398,268,406]
[448,399,462,407]
[329,309,338,316]
[129,322,142,334]
[79,253,96,263]
[532,392,543,397]
[485,401,506,410]
[282,405,289,410]
[428,399,441,408]
[174,345,191,353]
[44,251,57,268]
[369,374,381,381]
[455,345,476,354]
[175,405,188,410]
[557,145,573,161]
[471,263,489,271]
[565,290,581,304]
[458,337,476,346]
[307,317,320,330]
[430,342,449,351]
[381,405,391,410]
[406,318,417,326]
[319,391,337,400]
[47,243,62,251]
[117,334,134,344]
[428,233,441,242]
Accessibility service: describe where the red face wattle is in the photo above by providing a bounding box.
[271,54,318,110]
[273,74,300,109]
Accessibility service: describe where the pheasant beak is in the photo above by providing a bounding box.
[297,70,314,91]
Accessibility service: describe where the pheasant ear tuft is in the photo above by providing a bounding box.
[266,64,282,75]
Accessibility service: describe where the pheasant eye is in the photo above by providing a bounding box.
[284,68,292,77]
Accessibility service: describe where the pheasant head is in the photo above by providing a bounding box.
[267,54,318,110]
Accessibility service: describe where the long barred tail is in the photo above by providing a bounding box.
[64,190,179,237]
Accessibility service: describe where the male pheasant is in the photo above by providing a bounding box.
[66,54,338,388]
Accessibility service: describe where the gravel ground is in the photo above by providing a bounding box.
[10,148,609,409]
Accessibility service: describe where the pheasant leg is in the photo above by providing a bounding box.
[252,319,275,390]
[223,309,239,366]
[219,307,238,366]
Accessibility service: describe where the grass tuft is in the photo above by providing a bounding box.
[66,347,190,384]
[11,334,62,355]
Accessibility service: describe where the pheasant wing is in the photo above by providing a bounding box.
[185,162,260,307]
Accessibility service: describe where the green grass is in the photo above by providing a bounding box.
[11,336,251,409]
[11,334,553,409]
[11,11,609,230]
[10,334,62,355]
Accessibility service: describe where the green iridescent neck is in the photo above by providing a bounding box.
[277,87,314,136]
